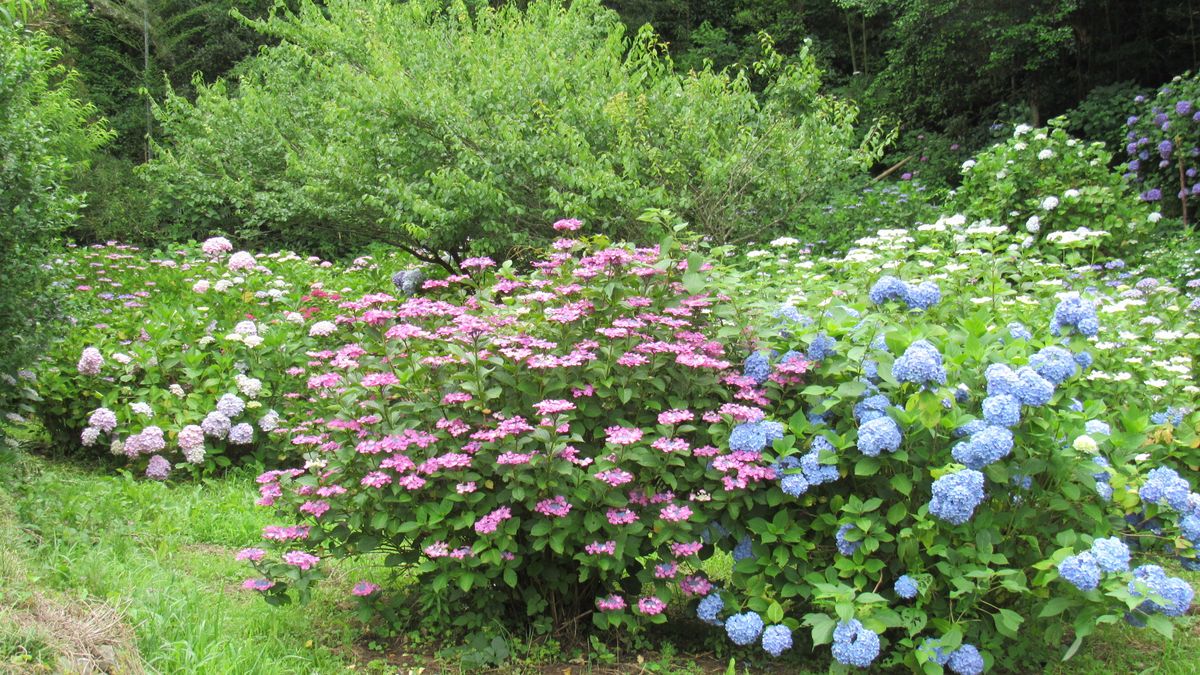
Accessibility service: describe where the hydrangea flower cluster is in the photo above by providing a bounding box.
[928,469,986,525]
[1050,293,1099,337]
[891,339,946,386]
[831,619,880,667]
[868,275,941,311]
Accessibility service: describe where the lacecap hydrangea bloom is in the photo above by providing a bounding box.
[831,619,880,667]
[929,469,986,525]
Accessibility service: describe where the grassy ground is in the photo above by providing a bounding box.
[0,440,1197,674]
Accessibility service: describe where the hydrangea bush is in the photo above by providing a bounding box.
[953,121,1152,252]
[1121,72,1200,226]
[7,238,418,477]
[231,216,1200,672]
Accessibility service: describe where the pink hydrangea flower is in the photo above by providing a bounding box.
[282,550,321,570]
[535,495,572,518]
[242,578,275,591]
[637,596,666,616]
[606,508,638,525]
[351,581,380,596]
[360,372,399,387]
[460,256,496,269]
[474,506,512,535]
[659,504,692,522]
[235,548,266,562]
[585,540,617,555]
[654,562,678,579]
[604,426,643,446]
[596,594,626,611]
[670,541,704,557]
[552,218,582,231]
[533,399,575,415]
[77,347,104,375]
[657,409,694,425]
[680,575,713,596]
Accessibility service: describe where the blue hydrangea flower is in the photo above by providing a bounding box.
[1090,537,1131,573]
[744,352,771,385]
[952,425,1013,469]
[1096,482,1114,501]
[905,281,941,310]
[1074,351,1093,369]
[801,447,839,485]
[982,394,1021,428]
[697,592,724,625]
[831,619,880,668]
[869,334,889,351]
[854,394,891,423]
[1014,367,1055,406]
[836,523,862,556]
[929,469,986,525]
[761,624,792,657]
[724,611,764,646]
[1069,398,1084,413]
[1139,467,1192,512]
[954,384,970,403]
[1007,322,1032,341]
[808,333,837,361]
[729,423,768,453]
[869,275,909,304]
[857,416,902,456]
[892,340,946,386]
[781,473,810,497]
[895,575,919,600]
[917,639,951,666]
[1129,565,1195,617]
[984,363,1020,397]
[733,536,753,561]
[1051,293,1100,337]
[1180,514,1200,543]
[863,359,879,380]
[1029,346,1078,385]
[773,305,803,324]
[761,421,785,444]
[1058,551,1102,591]
[954,419,988,438]
[1085,420,1111,436]
[947,644,985,675]
[1151,408,1186,427]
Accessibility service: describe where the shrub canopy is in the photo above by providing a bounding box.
[142,0,888,262]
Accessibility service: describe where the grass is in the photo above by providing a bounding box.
[0,438,1198,673]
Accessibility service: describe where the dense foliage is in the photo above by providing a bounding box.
[140,0,888,260]
[0,17,111,381]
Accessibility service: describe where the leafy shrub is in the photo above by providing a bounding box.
[1120,72,1200,227]
[1064,81,1142,154]
[0,20,111,380]
[953,120,1151,251]
[13,239,415,474]
[69,156,154,245]
[141,0,888,261]
[236,217,1200,672]
[797,178,941,253]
